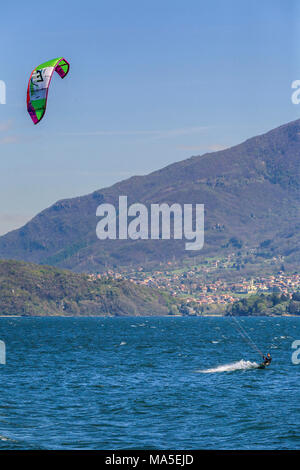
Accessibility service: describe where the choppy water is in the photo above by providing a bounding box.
[0,316,299,450]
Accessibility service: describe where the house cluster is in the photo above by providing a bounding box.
[88,266,300,307]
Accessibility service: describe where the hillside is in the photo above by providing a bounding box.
[226,292,300,316]
[1,119,300,272]
[0,260,176,316]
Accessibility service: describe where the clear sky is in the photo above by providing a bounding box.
[1,0,300,234]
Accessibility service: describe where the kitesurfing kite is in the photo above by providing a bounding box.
[27,57,70,124]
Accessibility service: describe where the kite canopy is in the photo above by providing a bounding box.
[27,57,70,124]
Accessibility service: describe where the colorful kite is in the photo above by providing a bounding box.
[27,57,70,124]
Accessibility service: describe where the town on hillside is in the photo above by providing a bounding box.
[87,252,300,314]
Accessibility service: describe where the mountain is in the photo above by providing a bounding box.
[1,119,300,272]
[0,260,176,316]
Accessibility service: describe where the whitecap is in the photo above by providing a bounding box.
[197,359,259,374]
[0,435,16,442]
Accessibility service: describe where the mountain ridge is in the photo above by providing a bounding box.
[1,118,300,272]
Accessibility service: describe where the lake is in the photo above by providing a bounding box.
[0,316,299,449]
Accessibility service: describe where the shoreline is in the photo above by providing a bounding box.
[0,314,299,318]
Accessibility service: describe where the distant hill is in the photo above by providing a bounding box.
[0,260,176,316]
[1,119,300,272]
[226,292,300,316]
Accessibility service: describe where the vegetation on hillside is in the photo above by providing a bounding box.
[0,260,177,316]
[226,292,300,316]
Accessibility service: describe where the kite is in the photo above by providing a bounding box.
[27,57,70,124]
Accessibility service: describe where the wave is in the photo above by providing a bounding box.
[0,435,13,442]
[198,359,259,373]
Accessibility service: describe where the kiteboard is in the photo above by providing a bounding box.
[258,362,271,369]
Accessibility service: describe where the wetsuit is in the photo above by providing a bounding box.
[263,356,272,366]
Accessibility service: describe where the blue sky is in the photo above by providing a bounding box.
[0,0,300,234]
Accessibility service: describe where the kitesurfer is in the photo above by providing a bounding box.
[262,353,272,366]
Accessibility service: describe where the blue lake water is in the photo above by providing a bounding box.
[0,316,299,450]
